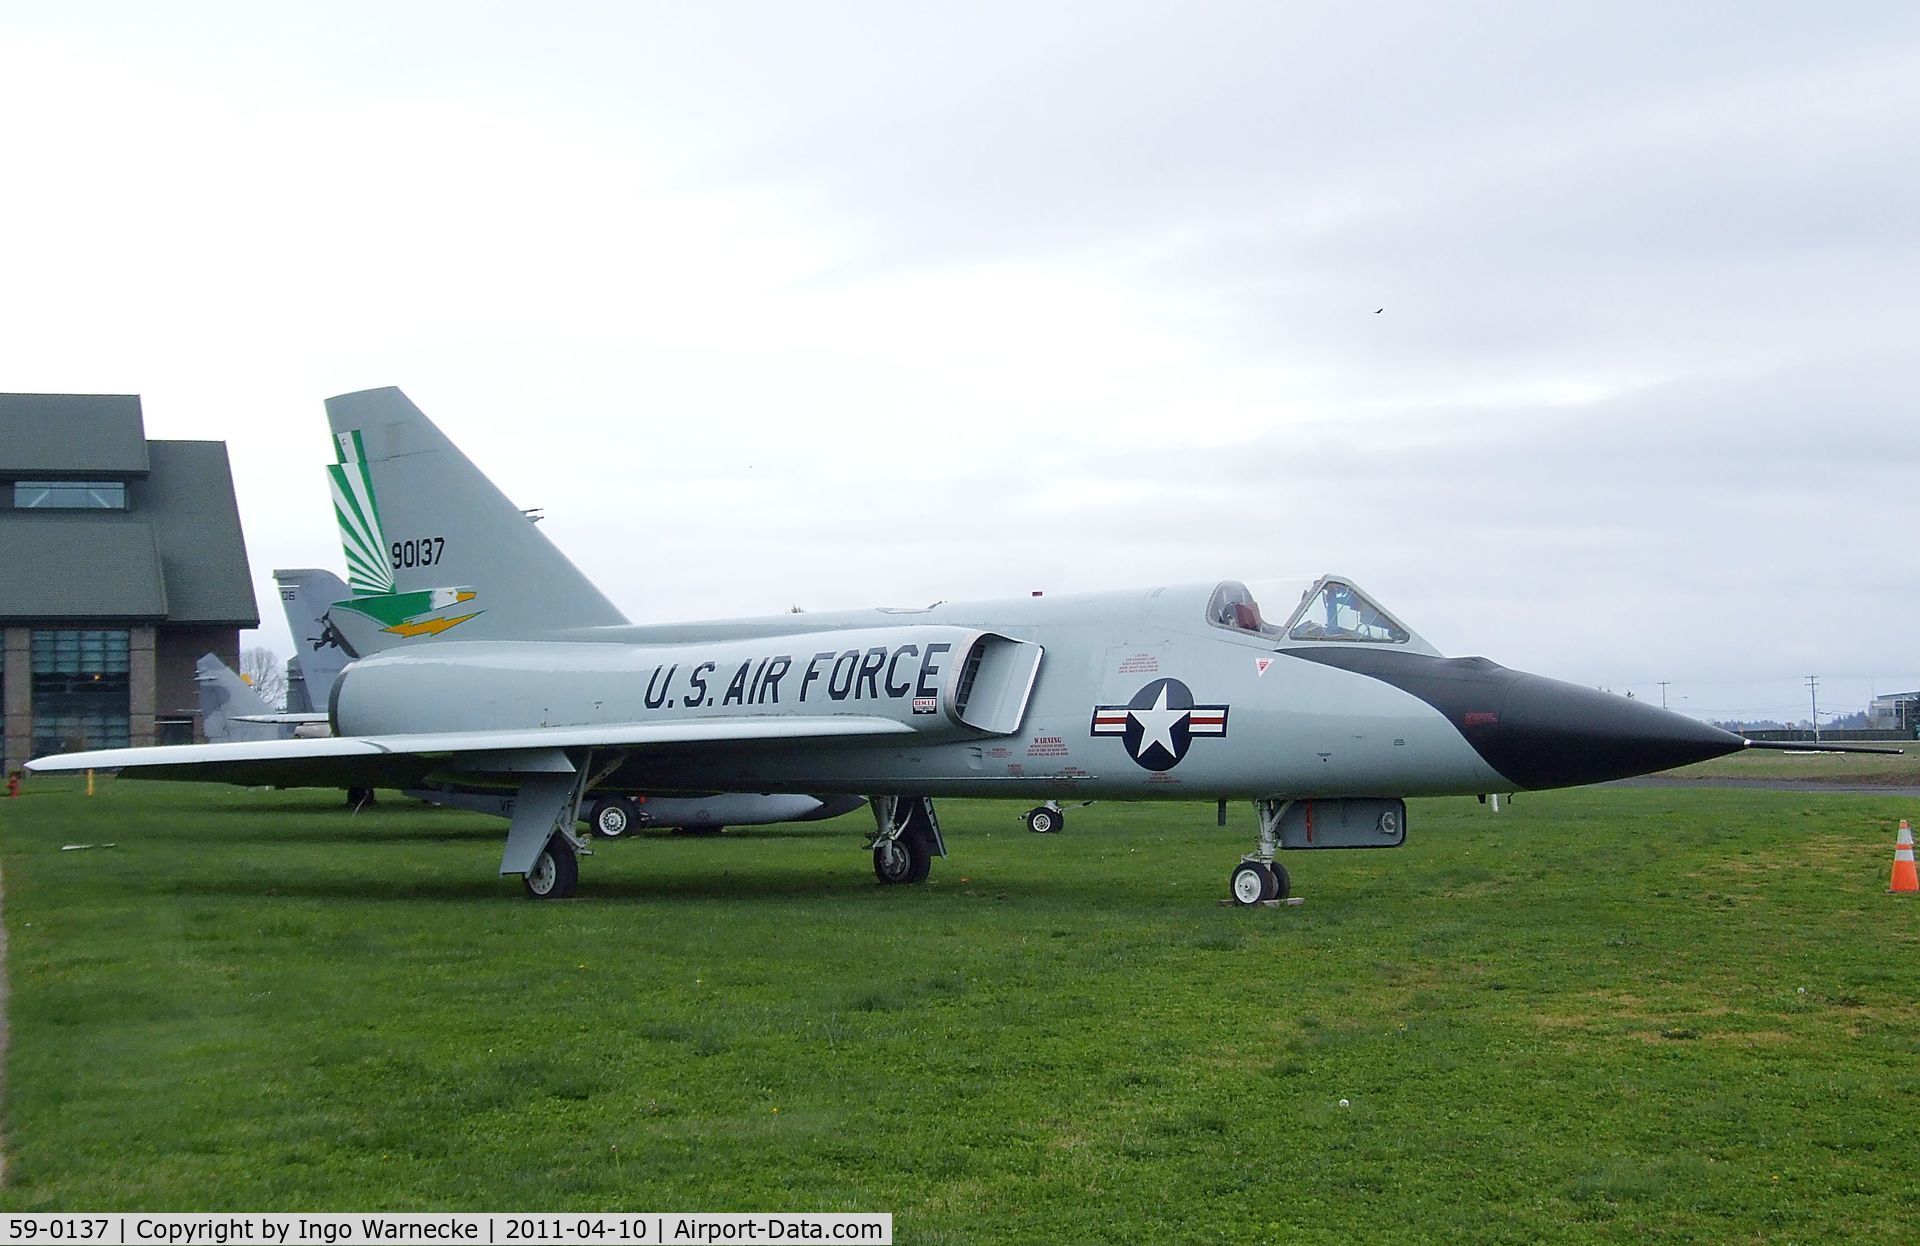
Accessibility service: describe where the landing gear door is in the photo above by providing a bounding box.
[1279,798,1406,849]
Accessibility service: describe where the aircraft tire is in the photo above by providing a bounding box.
[873,831,933,885]
[1230,861,1272,906]
[1025,806,1063,834]
[523,835,579,900]
[1265,861,1290,901]
[590,799,634,838]
[346,786,375,809]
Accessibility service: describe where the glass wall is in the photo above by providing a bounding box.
[31,629,130,755]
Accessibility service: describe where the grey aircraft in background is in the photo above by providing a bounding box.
[194,653,299,745]
[274,567,354,715]
[30,388,1889,901]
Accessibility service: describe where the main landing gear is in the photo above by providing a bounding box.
[1229,799,1294,905]
[870,796,945,885]
[524,834,580,899]
[503,755,626,900]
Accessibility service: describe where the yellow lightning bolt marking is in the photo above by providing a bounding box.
[383,612,482,638]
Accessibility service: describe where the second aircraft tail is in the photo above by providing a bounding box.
[196,654,284,743]
[274,567,354,708]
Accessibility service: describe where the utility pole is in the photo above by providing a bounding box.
[1806,675,1820,742]
[1658,681,1671,710]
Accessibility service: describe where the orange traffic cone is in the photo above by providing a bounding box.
[1891,820,1918,894]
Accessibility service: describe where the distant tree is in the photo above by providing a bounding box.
[239,646,287,710]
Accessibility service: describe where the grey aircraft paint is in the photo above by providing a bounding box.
[273,568,354,707]
[195,653,290,744]
[277,564,871,834]
[32,387,1891,902]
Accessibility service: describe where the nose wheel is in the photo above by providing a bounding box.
[1229,860,1289,905]
[1227,799,1296,905]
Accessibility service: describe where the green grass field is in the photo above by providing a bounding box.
[1667,741,1920,785]
[3,779,1917,1242]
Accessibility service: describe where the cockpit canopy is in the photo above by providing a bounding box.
[1206,575,1438,654]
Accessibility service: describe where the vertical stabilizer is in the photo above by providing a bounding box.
[274,568,354,706]
[195,654,285,743]
[322,387,628,652]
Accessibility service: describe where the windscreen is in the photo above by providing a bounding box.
[1205,576,1434,652]
[1283,579,1411,644]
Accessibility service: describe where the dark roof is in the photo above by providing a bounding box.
[131,441,259,626]
[0,394,149,476]
[0,519,167,619]
[0,439,259,627]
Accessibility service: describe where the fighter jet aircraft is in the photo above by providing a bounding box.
[28,387,1891,902]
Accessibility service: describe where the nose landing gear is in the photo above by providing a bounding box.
[1229,858,1290,904]
[1228,799,1294,906]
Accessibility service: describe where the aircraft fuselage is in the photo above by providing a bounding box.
[329,583,1742,801]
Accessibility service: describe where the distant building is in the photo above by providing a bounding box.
[1869,691,1920,735]
[1,394,258,770]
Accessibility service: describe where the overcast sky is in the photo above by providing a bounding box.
[2,2,1914,724]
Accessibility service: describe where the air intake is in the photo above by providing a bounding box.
[948,633,1045,735]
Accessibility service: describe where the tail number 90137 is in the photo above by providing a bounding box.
[392,537,445,569]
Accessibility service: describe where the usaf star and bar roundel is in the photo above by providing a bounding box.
[1090,678,1230,771]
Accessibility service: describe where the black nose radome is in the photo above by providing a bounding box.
[1280,648,1747,791]
[1481,674,1746,790]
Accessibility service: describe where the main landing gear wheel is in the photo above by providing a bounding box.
[1228,863,1274,902]
[1265,861,1291,901]
[590,798,635,838]
[1024,805,1064,834]
[873,830,934,885]
[346,786,375,809]
[523,834,579,900]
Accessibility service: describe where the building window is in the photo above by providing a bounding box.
[31,629,130,755]
[13,480,127,509]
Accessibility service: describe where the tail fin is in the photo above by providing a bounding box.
[273,567,354,706]
[322,387,628,653]
[195,654,283,743]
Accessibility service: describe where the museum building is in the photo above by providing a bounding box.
[1,393,258,771]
